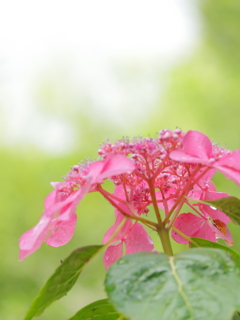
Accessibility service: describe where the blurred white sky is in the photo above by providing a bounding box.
[0,0,200,154]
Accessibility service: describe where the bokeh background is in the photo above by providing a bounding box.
[1,0,240,319]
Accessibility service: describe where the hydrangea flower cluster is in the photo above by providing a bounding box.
[19,130,240,269]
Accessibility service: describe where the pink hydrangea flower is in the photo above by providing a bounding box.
[19,154,135,260]
[20,129,239,266]
[170,130,240,185]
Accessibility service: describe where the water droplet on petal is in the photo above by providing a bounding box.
[210,206,217,210]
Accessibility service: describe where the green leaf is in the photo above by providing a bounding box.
[68,299,128,320]
[24,245,103,320]
[233,311,240,319]
[105,248,240,320]
[190,237,240,261]
[199,196,240,224]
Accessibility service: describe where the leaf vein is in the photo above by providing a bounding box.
[169,256,195,320]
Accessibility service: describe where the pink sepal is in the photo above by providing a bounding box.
[44,190,57,211]
[103,242,123,270]
[170,151,209,164]
[171,213,204,244]
[46,179,92,219]
[46,212,77,247]
[19,179,92,260]
[125,223,154,254]
[182,130,213,159]
[192,222,217,243]
[217,149,240,170]
[19,213,52,261]
[215,150,240,185]
[87,154,135,184]
[102,213,132,244]
[170,131,213,164]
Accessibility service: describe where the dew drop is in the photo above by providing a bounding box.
[118,259,129,265]
[210,206,217,210]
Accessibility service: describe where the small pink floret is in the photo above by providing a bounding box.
[103,221,154,270]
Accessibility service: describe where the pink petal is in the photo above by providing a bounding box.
[44,190,57,211]
[170,131,213,164]
[215,150,240,185]
[113,184,127,200]
[19,213,52,261]
[192,222,217,243]
[217,149,240,170]
[196,168,216,183]
[86,161,105,182]
[188,188,202,200]
[109,186,133,217]
[100,154,135,179]
[19,179,92,260]
[103,242,123,270]
[170,150,207,164]
[102,214,132,244]
[88,154,135,184]
[182,131,213,160]
[47,178,92,219]
[156,187,176,212]
[125,223,154,254]
[171,213,205,244]
[207,180,217,191]
[46,212,77,247]
[189,180,216,200]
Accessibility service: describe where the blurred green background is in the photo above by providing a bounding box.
[2,0,240,319]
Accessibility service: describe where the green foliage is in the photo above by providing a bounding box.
[68,299,128,320]
[24,246,103,320]
[105,249,240,320]
[200,0,240,68]
[233,311,240,319]
[190,237,240,261]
